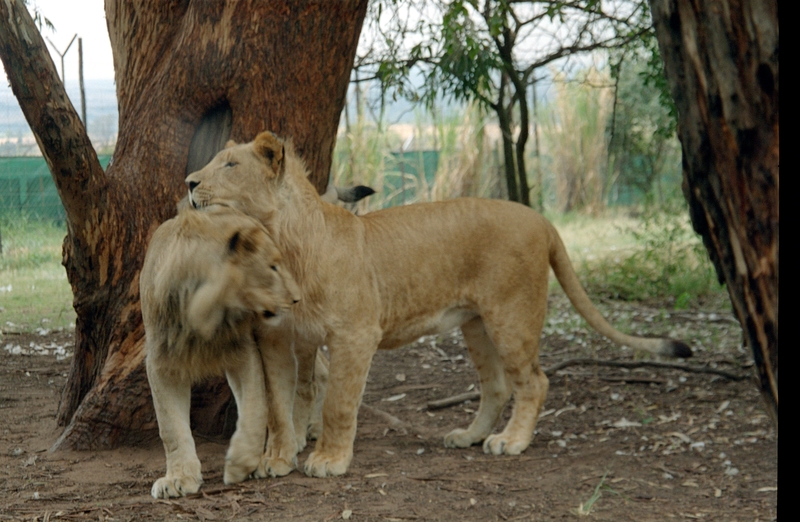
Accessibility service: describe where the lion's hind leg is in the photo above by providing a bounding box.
[307,348,329,441]
[481,315,549,456]
[146,348,203,498]
[444,317,511,449]
[255,331,299,478]
[290,340,324,453]
[293,345,329,449]
[223,339,269,485]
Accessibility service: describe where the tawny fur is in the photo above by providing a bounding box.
[141,204,303,498]
[185,131,692,478]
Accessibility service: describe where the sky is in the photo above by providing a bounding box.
[2,0,114,81]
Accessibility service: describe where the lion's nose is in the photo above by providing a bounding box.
[186,180,200,192]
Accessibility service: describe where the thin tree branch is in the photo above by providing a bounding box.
[544,358,750,381]
[427,358,750,409]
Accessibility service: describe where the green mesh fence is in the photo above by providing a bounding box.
[0,155,112,221]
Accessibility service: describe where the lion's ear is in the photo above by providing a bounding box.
[227,228,260,256]
[254,131,285,177]
[224,139,238,149]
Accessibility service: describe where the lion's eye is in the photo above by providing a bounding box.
[270,265,278,272]
[225,161,237,168]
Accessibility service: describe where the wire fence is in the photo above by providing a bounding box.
[0,156,113,221]
[1,78,117,221]
[1,79,657,222]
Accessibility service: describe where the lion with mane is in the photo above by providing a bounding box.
[185,131,692,478]
[141,203,303,498]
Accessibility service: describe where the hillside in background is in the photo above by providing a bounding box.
[1,78,118,156]
[0,75,464,157]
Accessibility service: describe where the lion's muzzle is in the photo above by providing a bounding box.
[186,181,201,208]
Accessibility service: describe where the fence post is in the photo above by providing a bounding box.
[79,38,86,125]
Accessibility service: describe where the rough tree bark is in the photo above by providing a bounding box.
[0,0,368,449]
[649,0,778,424]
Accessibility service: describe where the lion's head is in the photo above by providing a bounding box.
[185,132,292,217]
[185,131,375,223]
[186,205,301,338]
[142,204,301,342]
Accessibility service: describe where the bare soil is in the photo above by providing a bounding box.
[1,294,777,521]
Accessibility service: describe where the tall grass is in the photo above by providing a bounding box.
[538,69,613,214]
[331,101,501,211]
[428,104,504,201]
[332,105,392,212]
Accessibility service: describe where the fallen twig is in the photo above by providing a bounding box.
[427,358,749,409]
[671,311,739,324]
[599,375,667,384]
[596,299,738,324]
[427,392,481,410]
[360,404,408,429]
[406,474,511,486]
[544,358,749,381]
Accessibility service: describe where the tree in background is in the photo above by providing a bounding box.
[649,0,778,423]
[606,52,681,204]
[364,0,652,209]
[0,0,368,449]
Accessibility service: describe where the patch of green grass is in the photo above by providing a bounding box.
[553,201,725,308]
[0,213,75,333]
[575,471,629,516]
[576,472,609,516]
[548,209,641,265]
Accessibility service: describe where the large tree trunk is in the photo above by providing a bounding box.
[0,0,368,449]
[649,0,778,424]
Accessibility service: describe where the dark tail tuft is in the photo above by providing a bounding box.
[350,185,376,202]
[661,339,693,358]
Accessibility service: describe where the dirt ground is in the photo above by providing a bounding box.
[1,294,777,521]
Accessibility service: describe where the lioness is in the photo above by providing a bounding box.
[185,131,692,478]
[141,203,302,498]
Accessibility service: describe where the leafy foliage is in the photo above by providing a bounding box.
[361,1,656,206]
[22,0,55,32]
[607,51,681,201]
[580,196,721,306]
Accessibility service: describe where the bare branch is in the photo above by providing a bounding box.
[544,358,750,381]
[427,357,750,410]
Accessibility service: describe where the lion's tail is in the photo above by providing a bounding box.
[546,223,692,358]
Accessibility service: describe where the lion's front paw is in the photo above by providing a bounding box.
[151,474,202,499]
[443,428,483,448]
[224,443,263,485]
[223,461,258,485]
[482,433,530,456]
[303,450,351,478]
[254,454,297,478]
